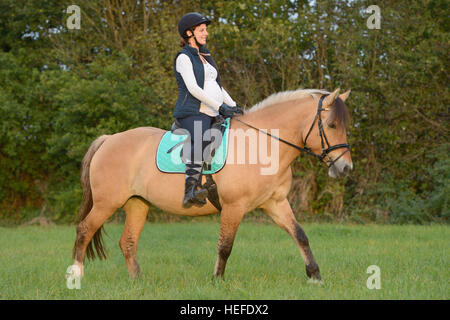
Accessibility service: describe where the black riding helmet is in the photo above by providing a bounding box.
[178,12,211,39]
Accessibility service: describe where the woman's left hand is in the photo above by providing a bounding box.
[234,105,244,115]
[219,103,243,118]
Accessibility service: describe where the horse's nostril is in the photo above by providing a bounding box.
[343,164,351,174]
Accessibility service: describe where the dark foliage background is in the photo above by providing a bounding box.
[0,0,448,225]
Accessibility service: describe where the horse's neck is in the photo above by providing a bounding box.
[242,97,314,170]
[248,97,312,131]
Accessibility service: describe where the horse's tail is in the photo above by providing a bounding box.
[73,134,110,261]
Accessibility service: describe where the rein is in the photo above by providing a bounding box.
[234,95,350,168]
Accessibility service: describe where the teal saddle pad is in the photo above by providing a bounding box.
[156,118,230,174]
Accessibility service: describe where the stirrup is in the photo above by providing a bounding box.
[183,192,207,208]
[182,178,208,208]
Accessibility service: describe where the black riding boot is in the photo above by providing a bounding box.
[182,163,208,208]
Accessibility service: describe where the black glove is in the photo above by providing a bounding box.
[234,105,244,115]
[219,103,243,118]
[219,103,237,118]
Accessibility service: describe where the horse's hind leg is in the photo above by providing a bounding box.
[73,203,118,276]
[120,197,149,279]
[214,204,245,278]
[262,198,321,281]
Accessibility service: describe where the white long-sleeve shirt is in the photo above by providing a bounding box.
[176,53,236,117]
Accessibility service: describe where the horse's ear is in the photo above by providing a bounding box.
[339,89,351,102]
[324,88,340,106]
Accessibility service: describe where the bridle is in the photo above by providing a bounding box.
[301,94,351,167]
[234,94,351,168]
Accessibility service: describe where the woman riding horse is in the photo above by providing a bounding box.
[70,13,353,281]
[174,12,243,208]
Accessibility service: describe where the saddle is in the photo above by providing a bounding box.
[157,116,229,211]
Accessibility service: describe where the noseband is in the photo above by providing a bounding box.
[234,94,350,168]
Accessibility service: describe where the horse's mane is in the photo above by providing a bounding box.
[247,88,350,129]
[248,89,329,112]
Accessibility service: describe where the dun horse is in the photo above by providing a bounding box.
[72,88,352,281]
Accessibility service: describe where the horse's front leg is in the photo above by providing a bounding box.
[213,204,245,278]
[262,198,321,281]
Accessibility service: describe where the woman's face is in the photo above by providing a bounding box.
[188,23,208,46]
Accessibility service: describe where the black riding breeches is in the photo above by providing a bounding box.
[176,113,214,164]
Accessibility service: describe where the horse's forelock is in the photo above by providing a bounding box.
[328,97,350,129]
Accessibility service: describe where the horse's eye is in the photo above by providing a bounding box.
[328,123,336,129]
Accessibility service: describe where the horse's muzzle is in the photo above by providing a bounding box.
[328,158,353,178]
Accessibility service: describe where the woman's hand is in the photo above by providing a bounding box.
[219,103,243,118]
[234,105,244,115]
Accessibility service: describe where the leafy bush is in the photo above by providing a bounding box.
[0,0,448,225]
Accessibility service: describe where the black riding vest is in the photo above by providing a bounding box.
[173,45,222,119]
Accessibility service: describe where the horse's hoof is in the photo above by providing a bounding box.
[212,274,225,282]
[307,278,323,285]
[306,263,321,280]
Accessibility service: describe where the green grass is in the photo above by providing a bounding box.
[0,221,448,299]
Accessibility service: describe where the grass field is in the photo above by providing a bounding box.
[0,221,448,299]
